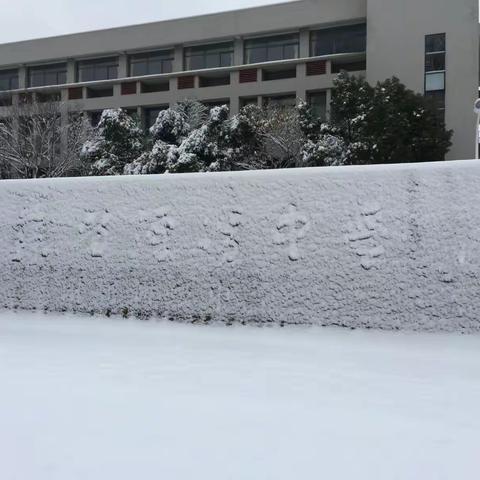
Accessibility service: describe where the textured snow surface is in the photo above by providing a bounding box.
[0,311,479,480]
[1,161,480,331]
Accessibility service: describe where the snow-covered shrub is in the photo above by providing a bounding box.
[302,125,349,167]
[83,109,145,176]
[149,109,189,145]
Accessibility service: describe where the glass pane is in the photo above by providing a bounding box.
[311,24,366,56]
[30,72,43,87]
[426,34,446,53]
[246,47,267,64]
[58,71,67,84]
[162,59,173,73]
[267,46,283,61]
[283,44,298,59]
[425,53,445,72]
[425,72,445,91]
[309,92,327,120]
[220,52,233,67]
[205,53,220,69]
[107,66,118,79]
[132,62,148,76]
[187,55,205,70]
[79,67,93,82]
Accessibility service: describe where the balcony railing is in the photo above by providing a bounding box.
[0,51,366,107]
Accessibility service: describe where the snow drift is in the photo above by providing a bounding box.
[1,161,480,331]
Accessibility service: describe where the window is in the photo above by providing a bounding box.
[425,34,446,114]
[88,111,103,127]
[240,97,258,108]
[129,50,173,77]
[29,64,67,87]
[310,24,367,57]
[263,94,296,109]
[308,91,327,121]
[78,57,118,82]
[184,43,233,71]
[0,69,19,91]
[245,34,299,64]
[425,72,445,91]
[425,34,446,54]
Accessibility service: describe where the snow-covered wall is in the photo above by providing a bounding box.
[1,161,480,331]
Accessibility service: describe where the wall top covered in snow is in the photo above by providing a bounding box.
[1,161,480,332]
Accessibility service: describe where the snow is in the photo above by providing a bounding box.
[2,160,480,331]
[0,310,479,480]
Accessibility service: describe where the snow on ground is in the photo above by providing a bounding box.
[0,310,479,480]
[2,160,480,331]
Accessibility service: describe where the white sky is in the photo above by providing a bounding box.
[0,0,291,43]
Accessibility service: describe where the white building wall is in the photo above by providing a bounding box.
[366,0,479,160]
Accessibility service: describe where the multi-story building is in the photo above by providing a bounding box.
[0,0,478,160]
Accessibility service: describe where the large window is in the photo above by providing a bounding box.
[184,43,233,71]
[245,34,299,64]
[308,91,327,121]
[29,63,67,87]
[0,69,19,91]
[310,24,367,57]
[263,94,296,109]
[78,57,118,82]
[425,33,446,114]
[129,50,174,77]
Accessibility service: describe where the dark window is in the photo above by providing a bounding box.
[425,90,445,110]
[310,24,366,56]
[78,58,118,82]
[202,100,230,110]
[86,87,114,98]
[425,52,445,72]
[0,69,19,91]
[240,97,258,108]
[129,50,174,77]
[262,68,296,81]
[29,64,67,87]
[245,34,299,64]
[308,91,327,120]
[199,75,231,87]
[425,33,446,53]
[263,94,296,109]
[184,43,233,71]
[89,111,103,127]
[424,34,446,117]
[331,60,367,74]
[145,106,169,129]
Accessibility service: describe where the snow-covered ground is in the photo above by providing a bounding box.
[1,311,479,480]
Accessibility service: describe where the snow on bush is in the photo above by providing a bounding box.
[1,160,480,332]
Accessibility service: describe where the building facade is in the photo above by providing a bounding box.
[0,0,478,160]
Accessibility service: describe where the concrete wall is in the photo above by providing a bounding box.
[367,0,479,160]
[1,161,480,332]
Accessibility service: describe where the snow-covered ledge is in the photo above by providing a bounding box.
[1,160,480,331]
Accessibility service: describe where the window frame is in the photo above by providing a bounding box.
[184,42,234,71]
[310,24,367,57]
[77,57,119,83]
[129,50,174,77]
[244,33,299,65]
[0,69,19,91]
[28,63,67,88]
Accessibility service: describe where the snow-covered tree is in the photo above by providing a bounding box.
[83,109,144,176]
[0,99,91,179]
[330,72,452,163]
